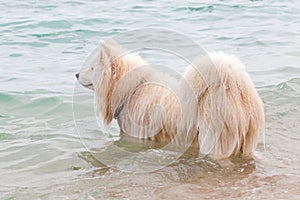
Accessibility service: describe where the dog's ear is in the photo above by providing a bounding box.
[100,39,125,79]
[100,39,123,58]
[100,40,111,58]
[99,39,104,44]
[99,40,114,66]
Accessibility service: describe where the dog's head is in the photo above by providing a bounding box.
[75,39,125,124]
[75,39,148,125]
[76,39,123,90]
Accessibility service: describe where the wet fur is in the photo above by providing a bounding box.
[77,40,264,160]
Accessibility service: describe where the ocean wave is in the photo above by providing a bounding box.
[0,92,73,120]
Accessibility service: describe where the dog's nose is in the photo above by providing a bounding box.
[75,73,79,79]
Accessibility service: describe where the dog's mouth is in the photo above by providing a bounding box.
[75,73,94,90]
[83,83,94,90]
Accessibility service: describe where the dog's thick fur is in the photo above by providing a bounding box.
[77,40,264,159]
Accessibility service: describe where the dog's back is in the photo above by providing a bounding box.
[183,52,265,159]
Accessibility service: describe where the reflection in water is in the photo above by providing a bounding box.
[76,140,258,200]
[75,142,298,200]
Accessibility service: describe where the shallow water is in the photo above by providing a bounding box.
[0,0,300,199]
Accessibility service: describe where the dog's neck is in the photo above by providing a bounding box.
[113,103,124,119]
[112,76,148,119]
[110,54,151,119]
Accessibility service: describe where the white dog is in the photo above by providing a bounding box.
[76,39,264,160]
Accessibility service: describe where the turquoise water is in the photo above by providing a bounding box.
[1,0,299,199]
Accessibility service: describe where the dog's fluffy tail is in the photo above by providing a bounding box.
[183,52,264,159]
